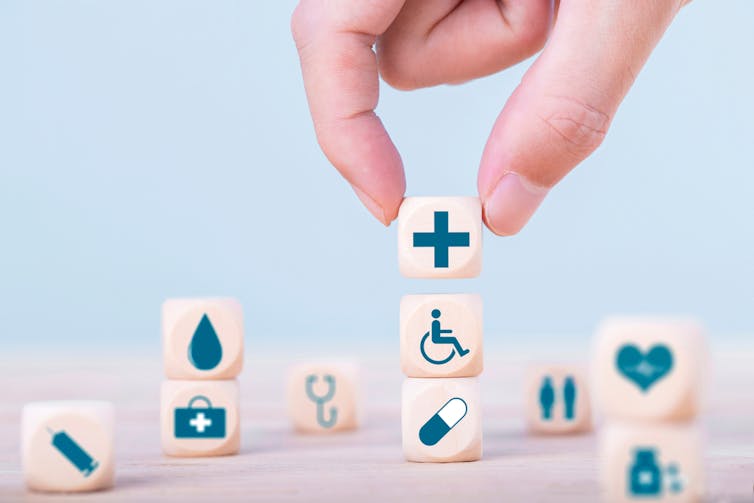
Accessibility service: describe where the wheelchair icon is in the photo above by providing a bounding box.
[419,309,470,365]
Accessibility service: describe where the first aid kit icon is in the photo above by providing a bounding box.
[174,395,226,439]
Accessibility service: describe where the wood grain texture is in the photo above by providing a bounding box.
[0,339,752,502]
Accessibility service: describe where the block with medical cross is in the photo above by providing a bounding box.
[397,197,482,279]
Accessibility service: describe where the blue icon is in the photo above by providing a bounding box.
[627,448,685,498]
[305,374,338,428]
[413,211,470,268]
[538,375,578,421]
[188,314,223,371]
[616,344,673,392]
[46,427,99,477]
[419,397,467,446]
[420,308,470,365]
[174,395,226,438]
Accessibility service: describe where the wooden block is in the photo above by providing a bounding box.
[397,197,482,279]
[160,380,240,457]
[600,423,704,502]
[22,401,114,493]
[592,317,706,422]
[287,363,360,433]
[400,294,483,378]
[162,298,244,380]
[402,377,482,463]
[525,365,592,435]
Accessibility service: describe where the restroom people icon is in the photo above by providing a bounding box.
[539,375,577,421]
[420,309,470,365]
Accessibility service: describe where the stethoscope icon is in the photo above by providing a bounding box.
[305,374,338,428]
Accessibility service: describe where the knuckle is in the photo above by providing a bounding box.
[539,96,611,159]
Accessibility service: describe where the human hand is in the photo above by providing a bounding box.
[292,0,689,235]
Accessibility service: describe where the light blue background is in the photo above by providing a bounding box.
[1,1,752,350]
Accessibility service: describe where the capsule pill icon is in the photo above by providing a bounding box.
[419,397,468,446]
[47,427,99,477]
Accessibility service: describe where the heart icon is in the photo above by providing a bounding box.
[615,344,674,392]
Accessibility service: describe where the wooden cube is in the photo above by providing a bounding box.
[600,423,704,502]
[287,363,360,433]
[592,317,706,422]
[397,197,482,279]
[400,294,483,378]
[525,365,592,435]
[162,298,244,380]
[22,401,114,493]
[402,377,482,463]
[161,380,240,457]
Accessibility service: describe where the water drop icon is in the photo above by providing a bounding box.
[188,314,223,371]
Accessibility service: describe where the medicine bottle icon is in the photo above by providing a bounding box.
[629,448,662,497]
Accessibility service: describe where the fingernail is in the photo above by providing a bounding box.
[483,173,549,236]
[353,186,389,226]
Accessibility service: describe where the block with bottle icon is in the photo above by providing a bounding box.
[592,317,706,422]
[400,294,483,378]
[22,401,115,493]
[397,197,482,279]
[525,365,592,435]
[160,380,240,457]
[286,362,360,433]
[162,298,244,380]
[600,423,704,502]
[402,377,482,463]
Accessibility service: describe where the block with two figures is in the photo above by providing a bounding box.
[525,365,592,434]
[22,401,115,493]
[287,362,360,433]
[592,317,706,422]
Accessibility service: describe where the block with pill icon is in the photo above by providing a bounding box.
[161,379,240,457]
[402,377,482,462]
[600,423,704,502]
[592,317,706,423]
[287,362,360,433]
[400,293,483,378]
[162,298,244,380]
[22,401,114,493]
[397,197,482,279]
[525,365,592,435]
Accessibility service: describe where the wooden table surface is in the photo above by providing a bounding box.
[0,338,752,502]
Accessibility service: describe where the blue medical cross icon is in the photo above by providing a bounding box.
[412,211,471,268]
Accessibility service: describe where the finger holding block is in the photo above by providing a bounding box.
[22,401,115,493]
[161,380,240,457]
[287,363,360,433]
[600,423,705,502]
[592,317,706,422]
[397,197,482,279]
[162,298,244,380]
[402,377,482,463]
[525,365,592,435]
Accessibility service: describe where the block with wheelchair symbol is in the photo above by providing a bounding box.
[160,380,240,457]
[400,294,483,378]
[592,317,706,423]
[398,197,482,279]
[22,400,114,493]
[525,365,591,435]
[286,363,360,433]
[162,298,244,380]
[402,377,482,463]
[600,423,704,503]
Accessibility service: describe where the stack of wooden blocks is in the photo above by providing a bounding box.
[398,196,484,462]
[161,298,244,457]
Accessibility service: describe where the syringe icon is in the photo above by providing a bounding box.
[46,427,100,477]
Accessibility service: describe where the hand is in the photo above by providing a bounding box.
[292,0,689,235]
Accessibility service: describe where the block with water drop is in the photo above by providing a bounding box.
[525,365,592,435]
[22,401,115,493]
[287,362,360,433]
[162,298,244,380]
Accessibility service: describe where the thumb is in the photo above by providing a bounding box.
[478,0,685,236]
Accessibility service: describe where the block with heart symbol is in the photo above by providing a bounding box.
[397,197,483,279]
[592,317,706,422]
[525,365,592,435]
[287,362,360,433]
[400,294,483,378]
[600,423,704,502]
